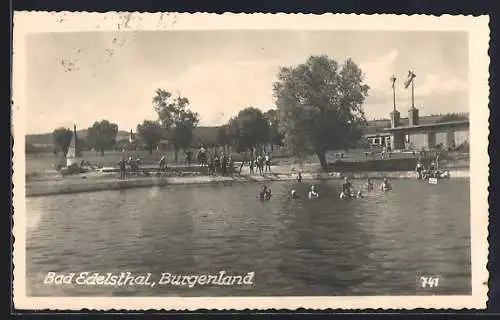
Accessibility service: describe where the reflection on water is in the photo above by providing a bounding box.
[26,179,471,296]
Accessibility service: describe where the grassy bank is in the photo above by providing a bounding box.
[26,148,469,177]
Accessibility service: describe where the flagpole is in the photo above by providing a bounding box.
[390,75,396,113]
[393,82,396,112]
[411,74,415,109]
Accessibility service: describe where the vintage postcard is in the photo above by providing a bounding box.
[12,12,490,310]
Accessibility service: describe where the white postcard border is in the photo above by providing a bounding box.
[12,12,490,310]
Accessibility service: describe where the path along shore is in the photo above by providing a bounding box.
[25,168,470,197]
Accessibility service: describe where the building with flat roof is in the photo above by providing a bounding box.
[364,110,469,151]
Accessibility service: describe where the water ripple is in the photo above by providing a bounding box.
[26,179,471,296]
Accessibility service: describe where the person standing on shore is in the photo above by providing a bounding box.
[119,157,126,180]
[265,152,272,173]
[297,171,302,183]
[365,178,374,191]
[249,157,255,175]
[159,155,167,173]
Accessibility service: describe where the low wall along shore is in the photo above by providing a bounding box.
[26,168,470,197]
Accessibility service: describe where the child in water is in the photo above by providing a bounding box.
[260,185,272,201]
[308,185,319,199]
[266,188,272,200]
[340,177,354,199]
[380,178,392,191]
[289,189,300,199]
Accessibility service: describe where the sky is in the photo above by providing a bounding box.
[25,30,469,134]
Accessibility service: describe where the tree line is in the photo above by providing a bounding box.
[49,54,371,171]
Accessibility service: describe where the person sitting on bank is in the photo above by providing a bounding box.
[365,177,374,191]
[308,185,319,199]
[380,178,392,191]
[429,159,439,178]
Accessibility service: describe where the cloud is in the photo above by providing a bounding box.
[148,51,469,126]
[150,59,285,125]
[360,49,399,91]
[360,50,468,118]
[415,74,468,96]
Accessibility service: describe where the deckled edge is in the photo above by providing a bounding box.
[11,11,491,312]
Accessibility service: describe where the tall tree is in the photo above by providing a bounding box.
[52,127,73,155]
[137,120,164,154]
[227,107,270,153]
[153,89,200,162]
[264,109,285,151]
[216,124,231,152]
[437,112,468,123]
[86,120,119,156]
[273,55,369,170]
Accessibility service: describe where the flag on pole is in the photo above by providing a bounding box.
[404,70,416,89]
[390,75,397,89]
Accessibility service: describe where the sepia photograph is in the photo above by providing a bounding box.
[12,12,489,310]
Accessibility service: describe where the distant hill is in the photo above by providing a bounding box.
[26,129,131,146]
[25,127,220,147]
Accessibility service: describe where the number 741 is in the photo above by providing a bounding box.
[420,276,439,288]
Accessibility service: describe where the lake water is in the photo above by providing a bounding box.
[26,178,471,296]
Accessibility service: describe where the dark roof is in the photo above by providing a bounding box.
[364,119,390,135]
[364,114,469,135]
[384,119,469,131]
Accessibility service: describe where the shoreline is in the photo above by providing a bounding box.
[25,169,470,197]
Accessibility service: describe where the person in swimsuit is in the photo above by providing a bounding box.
[289,189,300,199]
[415,160,424,180]
[260,185,271,201]
[341,177,353,198]
[365,178,374,191]
[380,178,392,191]
[265,188,272,201]
[260,185,268,201]
[308,185,319,199]
[264,153,272,173]
[297,171,302,183]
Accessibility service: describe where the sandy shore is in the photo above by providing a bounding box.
[25,168,469,197]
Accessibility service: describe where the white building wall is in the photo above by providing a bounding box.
[454,129,469,146]
[409,133,428,150]
[435,131,448,148]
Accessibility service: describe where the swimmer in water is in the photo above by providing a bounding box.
[265,188,272,201]
[340,177,354,199]
[380,178,392,191]
[308,185,319,199]
[259,185,268,201]
[289,189,299,199]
